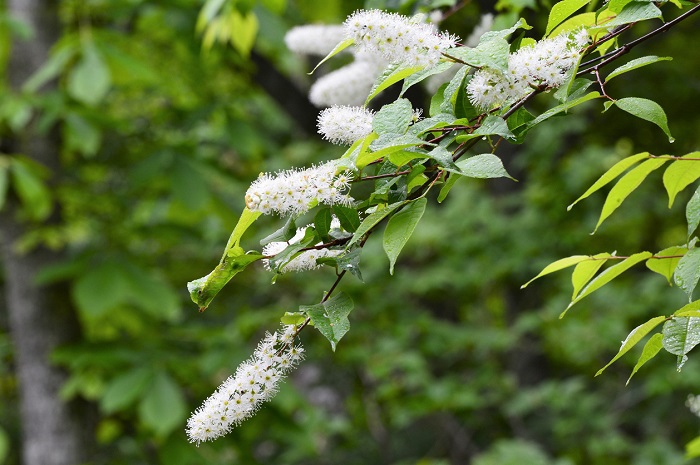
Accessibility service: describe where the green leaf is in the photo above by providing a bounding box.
[309,37,354,74]
[473,116,515,140]
[571,253,611,299]
[224,207,262,252]
[366,63,424,105]
[662,317,700,370]
[525,91,600,128]
[357,134,428,169]
[23,40,77,93]
[522,255,590,289]
[332,205,360,232]
[10,158,52,221]
[439,66,468,115]
[426,146,458,170]
[138,371,186,437]
[605,1,662,27]
[563,252,652,316]
[663,152,700,207]
[687,185,700,238]
[314,208,333,242]
[605,56,672,83]
[0,425,8,465]
[686,436,700,459]
[301,292,354,351]
[452,154,514,180]
[101,367,153,413]
[383,197,427,275]
[67,43,112,106]
[64,113,102,157]
[348,202,404,248]
[444,35,510,73]
[318,247,363,282]
[72,262,131,318]
[229,10,258,57]
[568,152,649,210]
[546,0,592,36]
[260,215,297,245]
[613,97,674,143]
[280,311,306,326]
[400,61,454,96]
[626,332,663,384]
[595,315,666,376]
[373,99,414,136]
[674,247,700,301]
[594,158,668,232]
[672,299,700,317]
[646,246,686,285]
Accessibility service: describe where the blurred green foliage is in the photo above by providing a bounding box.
[0,0,699,464]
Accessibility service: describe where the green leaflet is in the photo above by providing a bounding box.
[525,91,600,129]
[626,332,663,384]
[672,299,700,317]
[521,255,590,289]
[568,152,649,210]
[546,0,592,36]
[314,208,333,242]
[356,134,427,169]
[662,316,700,370]
[686,436,700,459]
[563,251,652,317]
[449,154,514,180]
[400,61,455,96]
[663,152,700,207]
[674,247,700,301]
[348,202,404,248]
[593,158,668,233]
[67,42,112,106]
[571,253,611,299]
[687,185,700,238]
[138,371,186,437]
[437,173,462,203]
[646,246,686,285]
[373,98,414,136]
[595,315,666,376]
[366,63,424,105]
[101,367,153,413]
[309,37,353,74]
[613,97,674,143]
[383,197,427,275]
[444,35,510,73]
[301,292,354,351]
[332,205,360,232]
[605,1,663,27]
[10,157,52,221]
[605,56,672,83]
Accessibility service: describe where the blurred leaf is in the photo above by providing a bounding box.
[72,262,131,318]
[64,113,101,157]
[595,316,666,376]
[0,159,8,211]
[23,38,77,92]
[613,97,674,143]
[663,152,700,207]
[605,56,672,83]
[138,371,186,437]
[101,367,153,413]
[0,425,7,464]
[686,436,700,459]
[67,43,112,106]
[230,10,259,57]
[646,246,686,285]
[662,317,700,370]
[627,333,663,384]
[10,157,52,221]
[546,0,592,36]
[302,292,354,351]
[383,197,427,275]
[674,247,700,301]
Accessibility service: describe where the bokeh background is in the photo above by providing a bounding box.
[1,0,699,464]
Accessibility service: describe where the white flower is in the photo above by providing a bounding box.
[262,223,344,273]
[284,25,347,56]
[344,9,459,68]
[309,56,385,107]
[688,394,700,417]
[317,105,374,145]
[186,325,304,444]
[245,161,354,216]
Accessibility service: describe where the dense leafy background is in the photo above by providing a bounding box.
[0,0,699,464]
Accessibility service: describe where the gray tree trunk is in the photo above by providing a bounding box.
[1,1,91,464]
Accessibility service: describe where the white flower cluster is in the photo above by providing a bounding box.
[317,105,374,145]
[262,221,342,273]
[186,325,304,444]
[467,30,589,111]
[245,161,354,216]
[688,394,700,417]
[309,52,387,107]
[284,25,346,56]
[344,9,459,68]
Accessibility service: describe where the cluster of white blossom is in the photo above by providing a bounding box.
[284,25,346,56]
[344,9,459,68]
[245,161,354,216]
[467,29,589,111]
[688,394,700,417]
[309,52,387,107]
[262,221,343,273]
[317,105,375,145]
[186,325,304,444]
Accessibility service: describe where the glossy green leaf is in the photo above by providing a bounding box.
[366,63,424,105]
[672,299,700,317]
[309,37,353,74]
[605,1,662,27]
[473,116,515,140]
[563,252,652,316]
[662,317,700,370]
[605,56,672,83]
[687,185,700,238]
[546,0,592,36]
[373,98,414,136]
[522,255,589,289]
[663,152,700,207]
[439,66,467,114]
[138,371,186,437]
[595,315,666,376]
[301,292,354,351]
[646,246,686,285]
[348,202,404,248]
[260,215,296,245]
[224,207,262,251]
[318,247,363,282]
[101,367,153,413]
[452,154,514,180]
[444,35,510,73]
[357,134,427,169]
[525,91,600,128]
[332,205,360,232]
[571,253,611,299]
[437,172,462,203]
[400,61,454,96]
[614,97,674,143]
[314,208,333,242]
[383,197,427,275]
[674,247,700,301]
[280,311,306,326]
[568,152,649,210]
[67,43,112,106]
[594,158,667,232]
[626,333,663,384]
